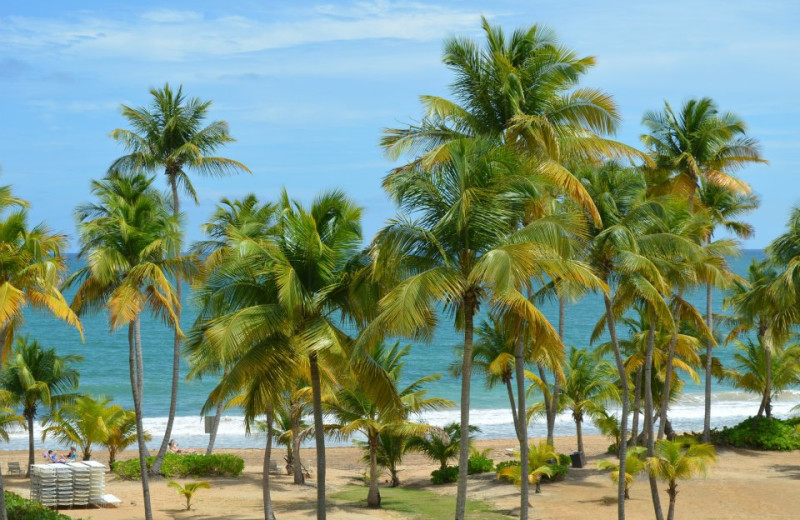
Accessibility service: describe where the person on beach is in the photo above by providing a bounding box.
[66,447,78,461]
[169,439,195,454]
[44,450,66,463]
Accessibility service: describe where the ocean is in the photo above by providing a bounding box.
[6,249,798,451]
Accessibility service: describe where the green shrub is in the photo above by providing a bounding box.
[430,466,459,484]
[542,462,568,482]
[467,450,494,474]
[112,453,244,479]
[557,453,571,466]
[5,492,77,520]
[494,460,519,473]
[714,417,800,451]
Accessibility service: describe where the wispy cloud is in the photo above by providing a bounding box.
[0,2,483,62]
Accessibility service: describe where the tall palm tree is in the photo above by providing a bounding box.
[646,439,717,520]
[0,336,80,476]
[371,137,601,520]
[641,97,765,210]
[326,341,451,507]
[186,190,388,520]
[557,347,619,455]
[41,394,126,461]
[109,84,250,473]
[67,173,190,520]
[724,338,800,413]
[697,182,757,441]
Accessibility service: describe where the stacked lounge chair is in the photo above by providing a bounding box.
[29,461,108,508]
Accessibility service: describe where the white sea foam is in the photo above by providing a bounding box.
[7,391,798,451]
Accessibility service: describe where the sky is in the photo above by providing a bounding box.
[1,0,798,250]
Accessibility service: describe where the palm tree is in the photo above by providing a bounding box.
[407,422,477,472]
[362,431,410,488]
[697,182,757,442]
[0,390,24,443]
[0,183,83,359]
[0,335,80,476]
[372,137,601,520]
[724,338,800,412]
[109,84,250,473]
[101,410,151,466]
[557,347,619,455]
[326,341,451,507]
[168,480,211,511]
[597,446,648,500]
[186,190,387,520]
[641,97,765,210]
[266,390,311,483]
[497,441,556,494]
[382,17,640,517]
[646,439,717,520]
[67,172,190,520]
[41,394,126,461]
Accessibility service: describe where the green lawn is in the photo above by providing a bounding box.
[331,485,514,520]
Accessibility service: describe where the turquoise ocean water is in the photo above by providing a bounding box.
[6,249,799,450]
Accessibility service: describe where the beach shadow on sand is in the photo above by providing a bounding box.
[770,464,800,479]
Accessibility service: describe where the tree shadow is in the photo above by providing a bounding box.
[771,464,800,479]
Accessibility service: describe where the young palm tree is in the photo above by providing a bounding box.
[497,441,556,494]
[41,394,126,460]
[187,190,387,520]
[646,439,717,520]
[109,84,250,473]
[101,410,151,466]
[641,97,765,210]
[0,390,25,443]
[326,341,451,507]
[407,422,477,472]
[597,446,648,500]
[167,480,211,511]
[372,137,601,520]
[557,347,619,455]
[67,173,190,520]
[0,335,80,476]
[363,431,410,488]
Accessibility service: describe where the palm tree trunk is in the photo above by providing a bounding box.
[152,178,183,475]
[130,318,153,520]
[575,414,584,455]
[309,352,327,520]
[631,368,642,446]
[603,294,629,520]
[291,412,305,484]
[367,433,381,508]
[667,486,677,520]
[455,299,476,520]
[645,321,664,520]
[538,363,552,444]
[26,413,34,478]
[548,296,565,446]
[515,325,530,520]
[263,408,277,520]
[505,380,521,441]
[658,291,683,440]
[205,399,224,456]
[763,335,773,419]
[0,464,7,520]
[703,282,714,442]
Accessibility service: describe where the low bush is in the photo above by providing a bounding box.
[714,416,800,451]
[5,491,77,520]
[542,462,569,482]
[467,449,494,474]
[113,453,244,479]
[494,460,518,473]
[430,466,459,484]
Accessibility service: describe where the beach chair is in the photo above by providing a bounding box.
[7,462,21,475]
[97,494,122,508]
[269,460,279,473]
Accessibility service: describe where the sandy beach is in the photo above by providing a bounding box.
[3,435,798,519]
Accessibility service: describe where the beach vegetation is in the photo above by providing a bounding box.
[113,452,244,479]
[714,416,800,451]
[167,480,211,511]
[496,441,556,493]
[4,491,78,520]
[467,447,494,474]
[597,446,648,499]
[646,439,717,520]
[41,394,129,461]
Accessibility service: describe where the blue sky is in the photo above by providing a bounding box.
[1,0,798,250]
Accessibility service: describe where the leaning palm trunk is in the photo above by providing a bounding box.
[703,282,713,442]
[309,353,327,520]
[505,379,521,440]
[455,300,476,520]
[515,332,530,520]
[130,318,153,520]
[758,336,773,419]
[263,408,277,520]
[603,295,629,520]
[367,433,381,508]
[658,292,683,440]
[0,465,6,520]
[206,399,224,455]
[152,179,183,474]
[547,296,566,446]
[644,322,664,520]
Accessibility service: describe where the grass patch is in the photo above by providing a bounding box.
[331,485,513,520]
